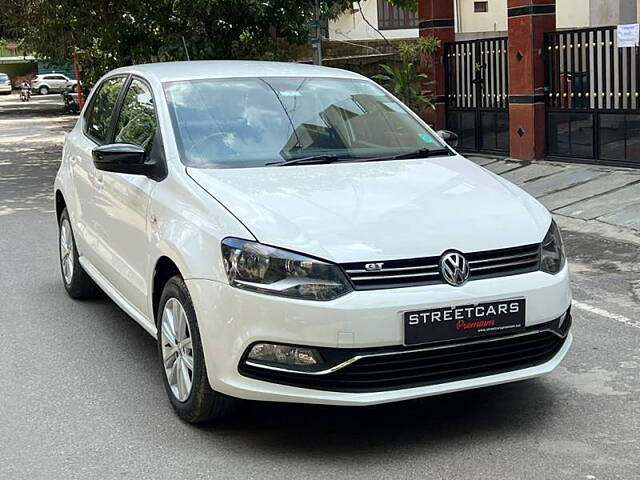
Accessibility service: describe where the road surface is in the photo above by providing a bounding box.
[0,93,638,479]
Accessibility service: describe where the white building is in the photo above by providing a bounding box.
[328,0,640,41]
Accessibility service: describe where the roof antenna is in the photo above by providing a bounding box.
[181,36,191,61]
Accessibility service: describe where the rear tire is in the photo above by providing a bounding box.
[58,208,99,298]
[39,85,49,95]
[157,276,237,423]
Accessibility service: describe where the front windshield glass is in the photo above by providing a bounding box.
[164,76,445,168]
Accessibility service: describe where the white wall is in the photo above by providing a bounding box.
[328,0,418,41]
[557,0,590,29]
[456,0,507,33]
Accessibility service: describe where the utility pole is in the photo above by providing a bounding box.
[72,47,84,110]
[311,0,322,65]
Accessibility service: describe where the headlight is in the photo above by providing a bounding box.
[540,220,566,274]
[221,238,352,301]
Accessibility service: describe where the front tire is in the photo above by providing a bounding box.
[39,85,49,95]
[58,208,99,298]
[157,276,236,423]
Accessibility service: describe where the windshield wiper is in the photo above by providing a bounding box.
[266,155,344,167]
[365,147,452,162]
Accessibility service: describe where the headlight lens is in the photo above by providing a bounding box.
[540,220,566,274]
[221,238,352,301]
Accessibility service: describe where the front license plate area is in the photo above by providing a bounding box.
[404,299,526,346]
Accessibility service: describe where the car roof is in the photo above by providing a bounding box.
[108,60,366,84]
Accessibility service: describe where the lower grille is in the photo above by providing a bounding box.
[239,315,570,393]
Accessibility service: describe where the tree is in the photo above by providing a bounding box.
[0,0,419,84]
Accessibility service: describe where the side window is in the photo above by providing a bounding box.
[114,79,157,156]
[85,77,125,143]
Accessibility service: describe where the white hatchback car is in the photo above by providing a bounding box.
[55,61,572,423]
[32,73,77,95]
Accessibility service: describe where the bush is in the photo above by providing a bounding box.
[373,37,440,113]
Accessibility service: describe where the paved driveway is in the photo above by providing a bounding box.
[0,93,638,479]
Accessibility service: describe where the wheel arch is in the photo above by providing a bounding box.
[152,256,183,325]
[55,189,66,223]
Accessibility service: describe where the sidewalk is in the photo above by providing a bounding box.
[468,155,640,244]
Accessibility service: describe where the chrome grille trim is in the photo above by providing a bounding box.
[349,271,439,281]
[470,257,539,272]
[345,264,438,274]
[341,243,541,290]
[467,251,538,265]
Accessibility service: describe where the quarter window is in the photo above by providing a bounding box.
[85,77,125,143]
[114,79,157,155]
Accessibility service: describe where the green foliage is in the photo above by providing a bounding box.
[0,0,361,84]
[0,0,422,85]
[373,37,440,113]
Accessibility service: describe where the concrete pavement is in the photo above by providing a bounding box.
[469,155,640,237]
[1,93,638,480]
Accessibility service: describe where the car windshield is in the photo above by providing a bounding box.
[164,76,446,168]
[0,74,8,80]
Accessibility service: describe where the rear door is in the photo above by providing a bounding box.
[50,75,68,91]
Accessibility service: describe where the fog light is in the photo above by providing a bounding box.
[247,343,322,367]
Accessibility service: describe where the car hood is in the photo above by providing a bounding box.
[187,155,550,263]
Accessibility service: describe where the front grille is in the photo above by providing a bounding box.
[239,315,570,393]
[341,243,540,290]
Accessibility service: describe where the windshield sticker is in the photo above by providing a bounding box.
[420,134,435,143]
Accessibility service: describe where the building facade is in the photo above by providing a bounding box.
[329,0,640,41]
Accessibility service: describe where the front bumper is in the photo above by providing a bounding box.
[0,85,11,93]
[186,263,571,405]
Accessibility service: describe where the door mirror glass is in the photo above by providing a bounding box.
[92,143,149,175]
[437,130,459,148]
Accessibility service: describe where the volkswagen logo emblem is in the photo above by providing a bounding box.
[439,251,470,287]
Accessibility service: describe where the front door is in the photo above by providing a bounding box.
[91,77,159,315]
[68,76,127,267]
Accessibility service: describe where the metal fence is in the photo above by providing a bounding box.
[546,26,640,167]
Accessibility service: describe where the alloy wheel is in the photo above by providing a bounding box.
[59,218,74,285]
[160,298,194,402]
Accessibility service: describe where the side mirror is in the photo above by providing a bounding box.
[437,130,459,148]
[92,143,150,176]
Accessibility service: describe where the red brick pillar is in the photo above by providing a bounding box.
[418,0,455,129]
[507,1,556,160]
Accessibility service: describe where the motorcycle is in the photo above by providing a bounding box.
[62,85,90,114]
[20,83,31,102]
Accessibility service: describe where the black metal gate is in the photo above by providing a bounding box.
[546,26,640,167]
[444,37,509,154]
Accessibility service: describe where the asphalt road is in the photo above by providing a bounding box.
[0,93,638,480]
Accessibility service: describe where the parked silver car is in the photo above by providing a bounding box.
[0,73,11,95]
[31,73,77,95]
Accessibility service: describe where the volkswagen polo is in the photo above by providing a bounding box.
[55,61,572,423]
